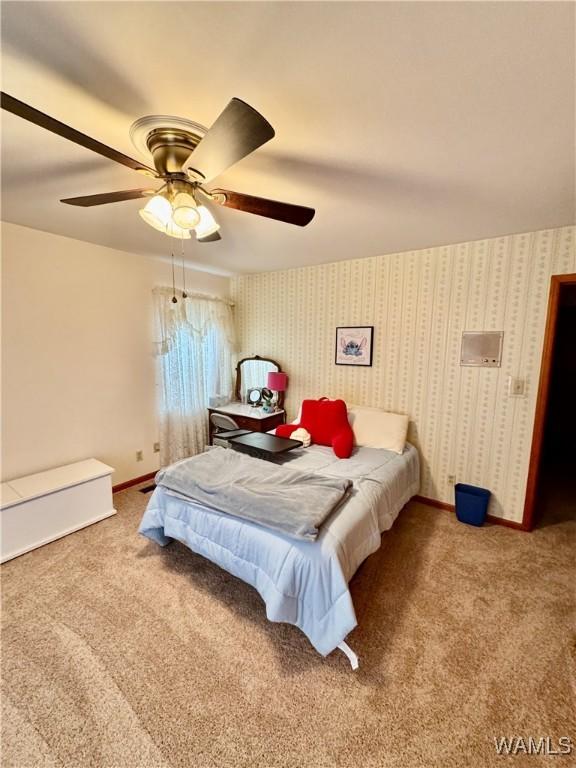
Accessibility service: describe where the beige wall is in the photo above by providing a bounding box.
[1,222,230,485]
[232,227,575,523]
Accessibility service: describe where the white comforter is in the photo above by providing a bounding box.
[139,443,420,656]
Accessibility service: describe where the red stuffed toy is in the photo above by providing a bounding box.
[276,397,354,458]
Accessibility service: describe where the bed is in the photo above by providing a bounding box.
[139,438,420,668]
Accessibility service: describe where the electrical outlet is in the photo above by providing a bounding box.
[508,376,525,397]
[153,442,160,453]
[136,450,143,462]
[447,474,456,485]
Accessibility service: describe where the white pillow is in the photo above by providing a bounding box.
[291,427,311,447]
[347,405,409,454]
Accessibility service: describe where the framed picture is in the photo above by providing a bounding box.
[335,326,374,366]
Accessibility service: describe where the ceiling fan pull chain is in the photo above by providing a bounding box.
[181,237,188,299]
[171,251,178,304]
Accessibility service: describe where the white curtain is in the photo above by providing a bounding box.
[153,287,236,465]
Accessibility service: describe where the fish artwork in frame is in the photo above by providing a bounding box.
[335,326,374,367]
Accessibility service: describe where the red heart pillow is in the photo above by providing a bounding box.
[276,398,354,458]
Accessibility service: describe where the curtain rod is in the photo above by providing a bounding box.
[153,286,234,307]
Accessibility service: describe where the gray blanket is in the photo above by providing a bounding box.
[155,447,352,541]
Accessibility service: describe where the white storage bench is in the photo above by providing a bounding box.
[0,459,116,563]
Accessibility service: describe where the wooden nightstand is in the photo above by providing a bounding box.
[208,403,286,445]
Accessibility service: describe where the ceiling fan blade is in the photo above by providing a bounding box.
[210,188,315,227]
[1,92,156,176]
[61,189,155,207]
[197,231,222,243]
[183,98,275,182]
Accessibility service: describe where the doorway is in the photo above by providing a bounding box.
[523,274,576,530]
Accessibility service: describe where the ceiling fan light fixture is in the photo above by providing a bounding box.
[1,93,316,244]
[195,205,220,239]
[139,194,172,231]
[164,220,192,239]
[139,193,191,238]
[171,191,200,230]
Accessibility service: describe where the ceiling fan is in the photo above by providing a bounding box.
[0,92,315,242]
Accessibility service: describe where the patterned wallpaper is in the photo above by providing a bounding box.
[232,227,575,522]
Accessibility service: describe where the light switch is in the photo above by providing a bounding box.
[508,376,525,396]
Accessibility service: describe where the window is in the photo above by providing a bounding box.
[153,288,235,464]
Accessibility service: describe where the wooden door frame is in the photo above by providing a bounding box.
[522,273,576,530]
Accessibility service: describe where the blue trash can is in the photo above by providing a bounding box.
[454,483,491,526]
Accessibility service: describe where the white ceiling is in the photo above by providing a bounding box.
[1,1,574,275]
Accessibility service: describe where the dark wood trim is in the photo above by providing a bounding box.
[113,471,156,493]
[486,514,527,531]
[522,273,576,531]
[414,494,527,531]
[413,494,454,512]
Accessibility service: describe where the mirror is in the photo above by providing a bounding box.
[235,355,284,408]
[247,388,263,405]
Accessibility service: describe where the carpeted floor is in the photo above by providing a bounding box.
[1,486,574,768]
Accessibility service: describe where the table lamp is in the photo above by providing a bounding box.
[266,371,288,411]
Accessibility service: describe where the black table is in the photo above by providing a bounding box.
[227,431,303,460]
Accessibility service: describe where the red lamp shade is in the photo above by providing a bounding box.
[267,371,288,391]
